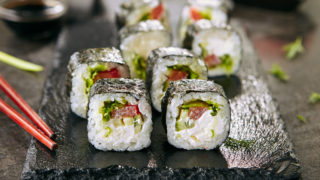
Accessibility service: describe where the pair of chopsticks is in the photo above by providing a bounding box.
[0,75,57,150]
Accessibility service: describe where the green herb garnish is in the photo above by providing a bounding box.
[297,115,306,123]
[309,92,320,104]
[225,137,254,151]
[84,64,106,94]
[0,51,43,72]
[283,37,304,60]
[132,54,146,79]
[269,64,289,82]
[211,129,215,138]
[100,100,126,122]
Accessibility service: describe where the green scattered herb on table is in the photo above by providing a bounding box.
[0,51,43,72]
[297,115,307,123]
[269,64,289,82]
[283,37,304,60]
[309,92,320,104]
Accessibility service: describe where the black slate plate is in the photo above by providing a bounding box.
[21,1,300,179]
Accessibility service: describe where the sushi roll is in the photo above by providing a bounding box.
[68,47,130,118]
[119,20,171,80]
[117,0,170,29]
[183,20,242,77]
[162,79,230,150]
[87,78,152,151]
[146,47,207,112]
[179,0,228,42]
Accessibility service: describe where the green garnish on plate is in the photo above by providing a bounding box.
[269,64,289,82]
[309,92,320,104]
[0,51,43,72]
[283,37,304,60]
[297,115,306,123]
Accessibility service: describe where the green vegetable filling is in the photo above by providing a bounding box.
[283,37,304,60]
[139,12,151,21]
[224,137,254,151]
[297,115,307,123]
[100,100,126,123]
[175,100,220,131]
[84,64,106,94]
[132,54,146,79]
[269,63,289,82]
[199,8,212,20]
[105,127,112,137]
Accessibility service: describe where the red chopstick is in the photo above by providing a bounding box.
[0,75,54,138]
[0,98,57,150]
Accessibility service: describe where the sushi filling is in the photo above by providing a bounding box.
[100,99,144,137]
[175,100,220,135]
[84,64,121,94]
[162,65,199,91]
[189,7,212,22]
[199,42,233,72]
[132,54,146,79]
[139,3,164,21]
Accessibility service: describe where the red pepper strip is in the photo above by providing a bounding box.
[190,7,203,21]
[0,75,54,138]
[150,3,164,20]
[0,99,57,150]
[93,68,120,82]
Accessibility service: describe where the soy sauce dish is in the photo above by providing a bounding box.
[0,0,67,39]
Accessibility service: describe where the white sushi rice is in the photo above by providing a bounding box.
[192,28,242,77]
[120,31,171,78]
[166,92,230,150]
[87,93,152,151]
[151,56,207,112]
[70,64,90,118]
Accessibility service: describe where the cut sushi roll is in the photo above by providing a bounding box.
[183,20,242,77]
[68,47,130,118]
[179,1,228,42]
[162,79,230,150]
[117,0,170,29]
[146,47,207,112]
[119,20,171,79]
[87,78,152,151]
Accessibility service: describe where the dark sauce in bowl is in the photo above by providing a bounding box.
[0,0,67,39]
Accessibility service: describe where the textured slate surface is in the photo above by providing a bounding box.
[19,0,302,179]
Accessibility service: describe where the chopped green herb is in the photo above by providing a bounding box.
[211,129,215,138]
[219,54,233,73]
[0,51,43,72]
[85,64,106,94]
[225,137,255,151]
[181,100,220,116]
[132,54,146,79]
[200,8,212,20]
[283,37,304,60]
[105,127,112,137]
[139,12,151,21]
[167,65,199,79]
[100,100,126,122]
[297,115,306,123]
[309,92,320,104]
[269,64,289,82]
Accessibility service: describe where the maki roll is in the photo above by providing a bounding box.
[162,79,230,150]
[68,47,130,118]
[119,20,171,80]
[87,78,152,151]
[183,20,242,77]
[179,0,228,42]
[146,47,207,112]
[117,0,170,29]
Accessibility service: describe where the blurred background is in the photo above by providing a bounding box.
[0,0,319,179]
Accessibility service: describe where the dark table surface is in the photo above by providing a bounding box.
[0,1,319,180]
